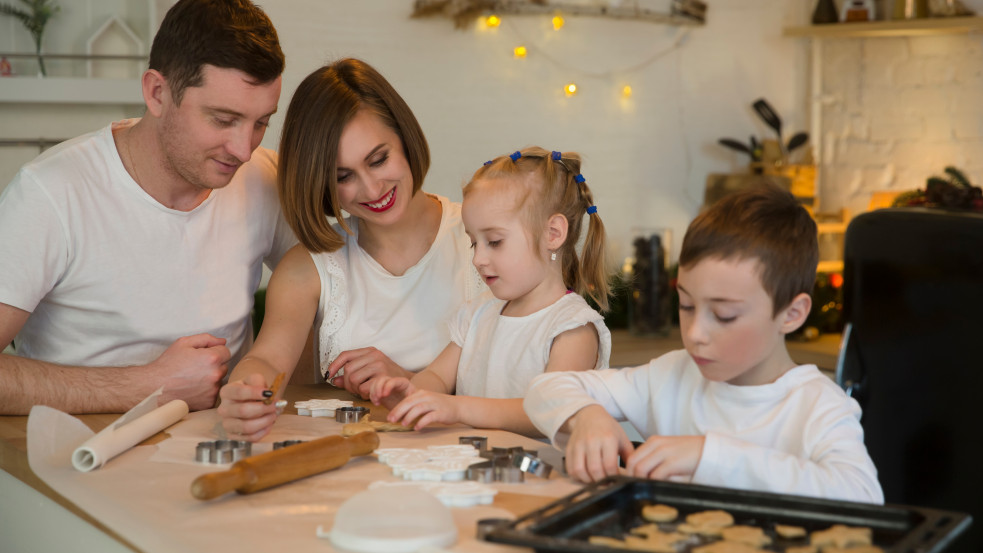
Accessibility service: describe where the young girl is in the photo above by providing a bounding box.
[369,147,612,437]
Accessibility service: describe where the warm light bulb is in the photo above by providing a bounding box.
[564,83,577,96]
[552,15,565,30]
[514,45,527,58]
[486,15,501,28]
[622,85,632,98]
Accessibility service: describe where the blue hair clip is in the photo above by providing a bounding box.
[586,205,598,215]
[551,151,561,161]
[509,151,522,162]
[483,160,493,166]
[574,174,586,184]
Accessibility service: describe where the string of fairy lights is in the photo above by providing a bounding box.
[476,12,691,99]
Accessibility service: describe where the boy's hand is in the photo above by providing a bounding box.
[386,390,461,430]
[368,376,415,410]
[564,405,635,483]
[625,435,705,481]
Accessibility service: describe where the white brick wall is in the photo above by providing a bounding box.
[819,31,983,214]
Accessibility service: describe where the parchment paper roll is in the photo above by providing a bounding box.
[71,399,189,472]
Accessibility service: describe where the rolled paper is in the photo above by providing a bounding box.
[71,399,189,472]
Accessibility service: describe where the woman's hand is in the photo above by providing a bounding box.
[624,435,705,481]
[564,405,635,483]
[385,390,462,430]
[325,347,410,398]
[216,372,279,441]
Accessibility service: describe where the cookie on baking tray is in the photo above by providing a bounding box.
[784,547,818,553]
[691,540,764,553]
[810,524,874,548]
[678,509,735,536]
[720,525,771,547]
[775,524,807,539]
[642,503,679,522]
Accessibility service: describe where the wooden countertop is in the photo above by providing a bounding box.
[0,385,561,552]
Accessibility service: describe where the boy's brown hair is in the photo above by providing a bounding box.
[679,184,818,315]
[149,0,284,105]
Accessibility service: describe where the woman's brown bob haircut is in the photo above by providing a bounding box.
[278,58,431,252]
[679,184,818,316]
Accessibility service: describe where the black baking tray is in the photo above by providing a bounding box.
[481,476,971,553]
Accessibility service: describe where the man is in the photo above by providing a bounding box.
[0,0,295,414]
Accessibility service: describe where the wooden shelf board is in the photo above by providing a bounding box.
[0,77,143,105]
[784,16,983,38]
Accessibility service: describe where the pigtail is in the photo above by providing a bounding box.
[570,166,610,312]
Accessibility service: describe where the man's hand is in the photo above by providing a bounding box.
[564,405,635,483]
[150,333,230,411]
[217,372,279,441]
[324,347,410,398]
[624,435,705,481]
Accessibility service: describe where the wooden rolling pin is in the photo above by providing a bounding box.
[191,430,379,500]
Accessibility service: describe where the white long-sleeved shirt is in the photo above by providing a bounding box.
[524,349,884,503]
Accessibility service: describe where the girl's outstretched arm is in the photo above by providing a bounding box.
[387,324,601,437]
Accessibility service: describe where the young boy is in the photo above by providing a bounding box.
[524,185,883,503]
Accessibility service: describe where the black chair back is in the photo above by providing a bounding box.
[837,207,983,553]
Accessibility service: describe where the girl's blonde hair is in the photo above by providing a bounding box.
[464,146,610,311]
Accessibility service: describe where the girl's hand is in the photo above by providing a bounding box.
[368,376,416,410]
[624,435,705,481]
[325,347,410,398]
[216,372,279,442]
[386,390,462,430]
[564,405,635,483]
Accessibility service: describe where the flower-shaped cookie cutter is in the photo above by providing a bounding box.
[195,440,252,464]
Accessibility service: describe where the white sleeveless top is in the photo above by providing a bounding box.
[309,194,485,379]
[451,292,612,399]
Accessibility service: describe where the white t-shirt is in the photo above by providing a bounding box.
[452,292,611,398]
[0,120,297,369]
[524,349,884,503]
[309,194,486,378]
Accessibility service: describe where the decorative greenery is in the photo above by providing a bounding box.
[892,166,983,212]
[0,0,59,76]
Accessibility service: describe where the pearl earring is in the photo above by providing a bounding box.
[551,252,557,261]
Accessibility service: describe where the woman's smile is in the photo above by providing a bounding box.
[361,186,397,212]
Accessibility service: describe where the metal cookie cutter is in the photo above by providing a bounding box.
[334,406,369,423]
[195,440,251,464]
[459,436,488,451]
[466,460,524,483]
[273,440,305,450]
[512,450,553,478]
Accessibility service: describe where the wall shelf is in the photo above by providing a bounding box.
[784,15,983,38]
[0,77,143,105]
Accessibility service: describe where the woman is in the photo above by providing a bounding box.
[217,59,484,440]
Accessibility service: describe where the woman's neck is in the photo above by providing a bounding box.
[357,191,442,276]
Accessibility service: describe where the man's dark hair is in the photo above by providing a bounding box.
[148,0,284,104]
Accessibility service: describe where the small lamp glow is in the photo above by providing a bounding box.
[486,14,501,28]
[514,45,527,58]
[552,14,565,30]
[622,85,632,98]
[564,83,577,96]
